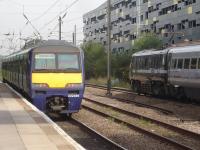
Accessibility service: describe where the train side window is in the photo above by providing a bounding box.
[177,59,183,69]
[184,59,190,69]
[171,59,177,69]
[198,58,200,69]
[191,58,197,69]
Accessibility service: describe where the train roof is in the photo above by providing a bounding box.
[4,40,80,59]
[132,49,169,57]
[169,44,200,54]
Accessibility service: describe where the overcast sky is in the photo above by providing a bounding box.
[0,0,106,55]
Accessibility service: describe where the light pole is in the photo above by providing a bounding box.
[107,0,112,96]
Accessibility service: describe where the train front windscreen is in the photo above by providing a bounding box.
[34,53,80,72]
[32,53,83,89]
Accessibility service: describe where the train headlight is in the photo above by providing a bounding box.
[32,83,49,88]
[66,83,82,88]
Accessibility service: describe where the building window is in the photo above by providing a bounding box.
[125,15,130,20]
[185,0,196,6]
[143,0,148,3]
[189,20,196,28]
[177,23,185,30]
[132,17,137,24]
[145,12,149,19]
[130,1,136,8]
[140,15,144,21]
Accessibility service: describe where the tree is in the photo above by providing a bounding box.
[82,41,133,81]
[133,33,163,51]
[112,51,133,81]
[81,42,107,79]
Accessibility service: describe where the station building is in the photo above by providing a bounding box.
[83,0,200,53]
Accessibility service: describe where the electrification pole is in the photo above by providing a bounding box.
[59,16,62,40]
[107,0,112,96]
[72,32,75,45]
[74,25,77,46]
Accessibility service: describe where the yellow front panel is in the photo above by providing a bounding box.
[32,73,82,88]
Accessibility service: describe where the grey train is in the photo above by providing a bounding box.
[129,44,200,100]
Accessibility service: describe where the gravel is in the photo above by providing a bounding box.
[85,87,200,134]
[83,100,200,150]
[74,109,178,150]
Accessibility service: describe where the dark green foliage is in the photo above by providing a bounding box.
[81,42,107,79]
[133,33,163,51]
[83,35,162,82]
[82,41,132,81]
[112,52,132,81]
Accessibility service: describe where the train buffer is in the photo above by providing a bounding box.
[0,83,85,150]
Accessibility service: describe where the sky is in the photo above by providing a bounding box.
[0,0,106,55]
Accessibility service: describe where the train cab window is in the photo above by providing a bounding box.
[35,54,56,70]
[177,59,183,69]
[184,59,190,69]
[191,58,197,69]
[58,54,80,70]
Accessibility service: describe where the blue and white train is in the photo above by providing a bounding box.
[2,40,85,117]
[129,44,200,100]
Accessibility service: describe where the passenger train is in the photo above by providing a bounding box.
[129,44,200,100]
[2,40,85,117]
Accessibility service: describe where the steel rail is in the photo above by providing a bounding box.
[86,83,133,93]
[84,97,200,140]
[109,96,173,115]
[71,118,127,150]
[85,84,173,115]
[52,116,127,150]
[82,105,194,150]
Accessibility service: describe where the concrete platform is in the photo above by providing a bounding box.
[0,83,85,150]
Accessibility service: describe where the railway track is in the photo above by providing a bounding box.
[86,84,173,115]
[86,83,133,93]
[82,98,200,150]
[51,115,126,150]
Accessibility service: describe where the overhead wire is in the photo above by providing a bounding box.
[31,0,62,22]
[40,0,80,31]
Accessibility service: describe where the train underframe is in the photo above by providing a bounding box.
[130,79,187,100]
[32,89,84,117]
